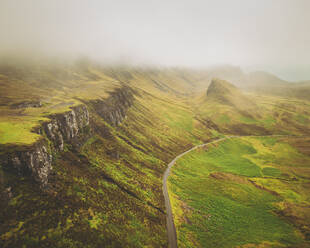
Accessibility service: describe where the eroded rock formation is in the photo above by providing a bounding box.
[43,105,89,151]
[90,86,135,126]
[0,87,135,188]
[1,104,90,188]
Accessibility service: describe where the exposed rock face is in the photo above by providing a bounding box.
[0,187,12,208]
[43,105,89,151]
[1,140,52,188]
[0,86,134,188]
[0,168,12,207]
[1,104,90,188]
[90,86,135,126]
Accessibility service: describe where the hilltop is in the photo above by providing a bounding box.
[203,65,310,101]
[0,60,310,247]
[206,78,256,110]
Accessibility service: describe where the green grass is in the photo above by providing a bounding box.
[294,114,308,124]
[262,167,281,177]
[239,116,257,124]
[262,116,276,127]
[1,64,310,248]
[169,137,310,247]
[198,91,310,137]
[179,138,261,177]
[0,100,81,145]
[0,121,42,144]
[162,106,194,132]
[218,114,231,124]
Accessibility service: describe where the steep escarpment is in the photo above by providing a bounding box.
[197,78,272,136]
[0,104,90,188]
[42,105,90,151]
[89,86,135,126]
[0,86,135,190]
[0,140,52,187]
[0,84,176,248]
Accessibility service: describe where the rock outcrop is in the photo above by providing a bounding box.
[0,104,90,188]
[0,86,134,188]
[90,86,135,126]
[43,105,89,151]
[1,140,52,187]
[0,168,12,208]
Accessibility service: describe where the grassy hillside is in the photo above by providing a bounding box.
[0,60,309,247]
[201,65,310,101]
[196,79,310,136]
[0,61,215,247]
[206,78,255,107]
[168,136,310,247]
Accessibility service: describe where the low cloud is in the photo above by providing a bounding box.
[0,0,309,80]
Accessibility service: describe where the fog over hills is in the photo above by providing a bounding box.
[1,1,310,248]
[1,0,310,81]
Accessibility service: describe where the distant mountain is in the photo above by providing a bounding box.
[244,72,310,100]
[206,78,256,110]
[203,65,310,101]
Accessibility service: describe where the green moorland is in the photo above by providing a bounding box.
[0,62,310,247]
[196,79,310,136]
[0,62,216,248]
[168,136,310,247]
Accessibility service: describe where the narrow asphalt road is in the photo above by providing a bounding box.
[162,137,228,248]
[162,134,290,248]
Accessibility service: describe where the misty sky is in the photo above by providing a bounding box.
[0,0,309,81]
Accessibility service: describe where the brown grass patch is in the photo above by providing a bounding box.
[209,171,250,185]
[288,137,310,156]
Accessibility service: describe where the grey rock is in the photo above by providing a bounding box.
[0,86,133,189]
[1,104,90,188]
[43,104,89,151]
[91,86,134,126]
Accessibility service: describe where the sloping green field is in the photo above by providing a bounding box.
[169,136,310,248]
[1,63,310,247]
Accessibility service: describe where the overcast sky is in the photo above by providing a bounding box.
[0,0,309,81]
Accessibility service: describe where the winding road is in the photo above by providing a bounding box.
[162,134,291,248]
[162,136,229,248]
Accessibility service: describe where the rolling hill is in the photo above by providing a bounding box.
[201,65,310,101]
[206,78,256,110]
[0,59,309,247]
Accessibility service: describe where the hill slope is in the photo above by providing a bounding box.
[201,65,310,101]
[197,78,310,136]
[206,78,256,110]
[0,61,215,248]
[0,60,310,247]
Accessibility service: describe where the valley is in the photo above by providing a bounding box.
[0,62,309,248]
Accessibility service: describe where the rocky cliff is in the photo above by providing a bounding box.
[0,140,52,188]
[0,104,90,188]
[0,86,135,189]
[42,105,90,151]
[90,86,135,126]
